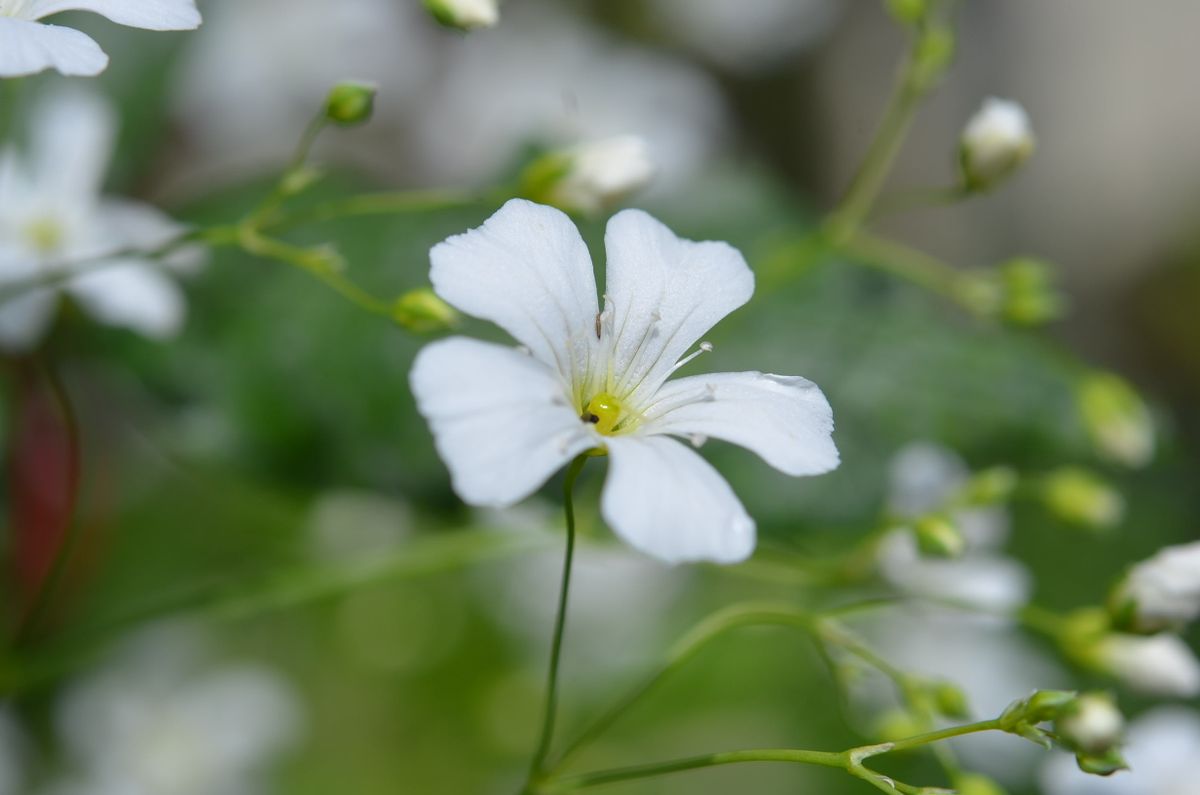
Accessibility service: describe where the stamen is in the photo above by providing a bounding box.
[640,381,718,422]
[671,341,713,373]
[690,433,707,448]
[611,310,663,394]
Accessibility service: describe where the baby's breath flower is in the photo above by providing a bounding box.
[960,98,1035,191]
[1112,541,1200,633]
[0,0,200,77]
[1092,633,1200,698]
[410,200,839,563]
[528,136,656,216]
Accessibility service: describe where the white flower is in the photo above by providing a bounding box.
[409,199,839,564]
[48,624,301,795]
[960,97,1035,190]
[0,0,199,77]
[424,0,498,31]
[0,89,195,351]
[1042,708,1200,795]
[878,443,1030,610]
[547,135,655,216]
[1095,633,1200,698]
[1118,541,1200,632]
[1057,694,1125,754]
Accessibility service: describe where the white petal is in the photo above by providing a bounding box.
[0,288,57,351]
[29,88,115,208]
[430,200,599,385]
[601,434,754,564]
[94,198,204,273]
[602,209,754,407]
[66,262,184,338]
[410,337,598,508]
[25,0,201,29]
[641,371,837,477]
[0,17,107,77]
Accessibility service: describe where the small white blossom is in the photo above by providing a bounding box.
[1118,541,1200,632]
[410,199,839,564]
[424,0,498,30]
[0,0,199,77]
[48,624,301,795]
[879,443,1030,610]
[1042,708,1200,795]
[549,135,655,215]
[1096,633,1200,698]
[960,97,1035,190]
[0,89,196,351]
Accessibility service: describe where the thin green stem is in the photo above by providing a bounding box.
[270,189,487,231]
[836,231,970,307]
[0,78,22,146]
[526,455,589,786]
[885,719,1004,753]
[873,185,970,218]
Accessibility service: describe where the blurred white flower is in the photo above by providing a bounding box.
[1042,708,1200,795]
[0,0,199,76]
[649,0,841,74]
[1077,373,1155,469]
[0,89,195,351]
[174,0,436,180]
[879,443,1030,610]
[542,135,655,216]
[960,97,1035,190]
[414,4,728,194]
[856,606,1067,787]
[423,0,498,31]
[1117,541,1200,632]
[1057,693,1125,755]
[410,199,838,564]
[48,624,301,795]
[1095,633,1200,698]
[0,709,26,795]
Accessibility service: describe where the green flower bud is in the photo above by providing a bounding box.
[1056,693,1124,755]
[324,81,378,127]
[953,772,1007,795]
[912,26,956,90]
[1041,468,1124,530]
[998,257,1065,326]
[914,515,965,558]
[932,681,971,720]
[874,710,927,744]
[1077,372,1155,468]
[963,466,1018,506]
[393,288,459,333]
[423,0,499,31]
[884,0,928,26]
[1024,689,1078,723]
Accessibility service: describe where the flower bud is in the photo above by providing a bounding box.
[324,81,378,126]
[885,0,929,26]
[1055,693,1124,754]
[960,98,1035,192]
[1075,749,1128,777]
[963,466,1018,506]
[423,0,499,31]
[998,258,1064,327]
[913,515,965,558]
[1092,633,1200,697]
[523,136,655,217]
[1112,541,1200,633]
[1040,468,1124,530]
[1077,372,1155,468]
[952,773,1007,795]
[392,288,459,333]
[1024,689,1078,724]
[932,681,971,719]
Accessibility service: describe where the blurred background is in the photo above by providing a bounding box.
[1,1,1198,793]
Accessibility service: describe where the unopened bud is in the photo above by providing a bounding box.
[911,26,955,90]
[423,0,499,31]
[1078,372,1155,468]
[932,681,970,719]
[1041,468,1124,530]
[1111,541,1200,633]
[885,0,929,26]
[960,98,1035,192]
[953,773,1007,795]
[998,258,1064,327]
[522,136,655,216]
[913,515,965,558]
[963,466,1018,506]
[1091,633,1200,698]
[1024,689,1078,724]
[324,81,377,126]
[1056,693,1124,754]
[393,288,459,333]
[1075,749,1128,777]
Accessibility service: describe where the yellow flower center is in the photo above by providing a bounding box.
[583,392,623,435]
[24,217,65,255]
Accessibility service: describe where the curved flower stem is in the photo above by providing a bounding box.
[837,232,968,306]
[269,188,489,231]
[540,719,1004,793]
[873,185,970,219]
[525,455,589,788]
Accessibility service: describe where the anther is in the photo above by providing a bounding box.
[671,341,714,373]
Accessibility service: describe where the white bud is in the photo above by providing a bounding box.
[423,0,499,31]
[1095,633,1200,698]
[551,136,656,216]
[1078,372,1155,469]
[960,97,1035,191]
[1118,542,1200,632]
[1057,694,1124,754]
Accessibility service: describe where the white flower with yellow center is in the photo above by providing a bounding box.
[0,0,200,77]
[0,89,195,350]
[410,199,839,564]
